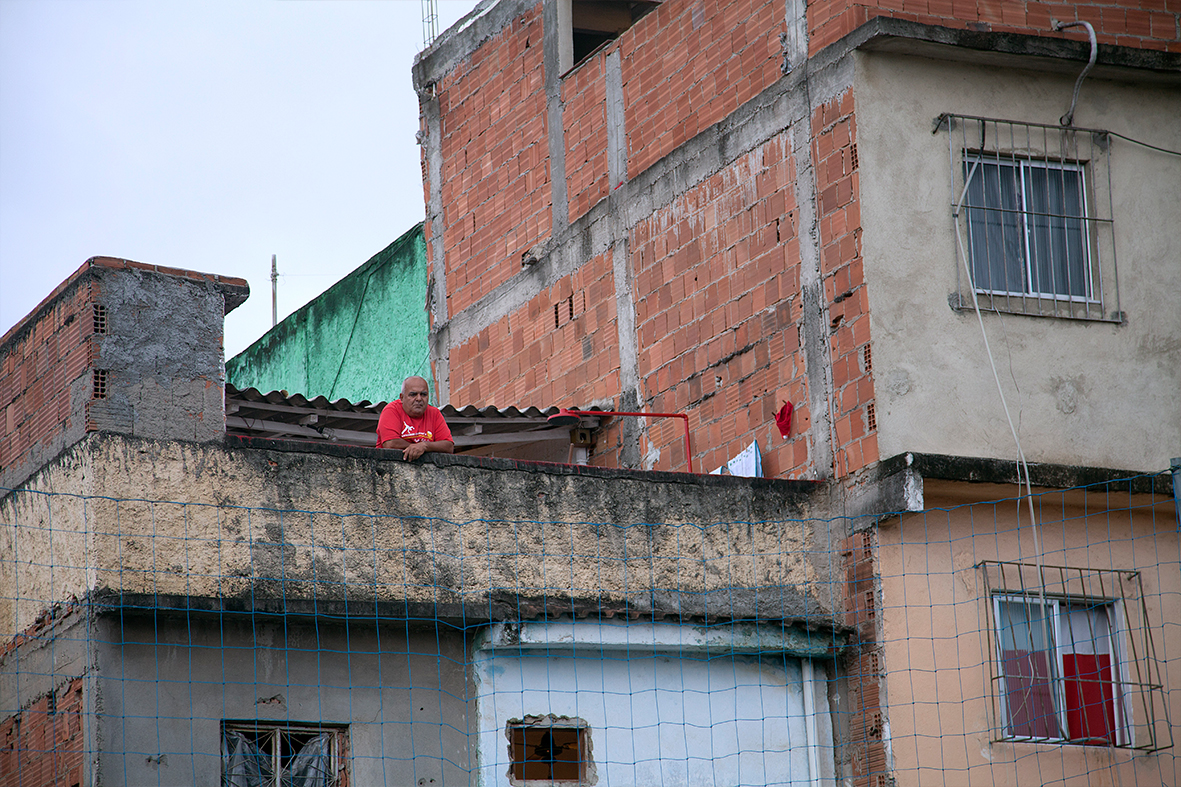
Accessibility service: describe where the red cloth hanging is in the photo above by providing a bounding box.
[1063,653,1117,744]
[1001,649,1060,739]
[775,402,794,438]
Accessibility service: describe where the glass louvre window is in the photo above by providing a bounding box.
[964,157,1092,301]
[222,722,347,787]
[994,596,1125,745]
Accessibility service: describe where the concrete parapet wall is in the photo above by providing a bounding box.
[2,433,846,637]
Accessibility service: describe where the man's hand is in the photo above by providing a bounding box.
[401,441,429,461]
[381,438,454,460]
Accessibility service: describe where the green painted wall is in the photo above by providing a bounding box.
[227,224,428,403]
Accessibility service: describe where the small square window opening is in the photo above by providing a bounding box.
[963,157,1092,302]
[508,716,592,784]
[561,1,661,73]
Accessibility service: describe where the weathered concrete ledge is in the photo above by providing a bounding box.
[885,451,1174,496]
[1,433,846,636]
[846,17,1181,82]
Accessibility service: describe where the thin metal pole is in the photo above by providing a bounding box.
[271,254,278,327]
[422,0,439,46]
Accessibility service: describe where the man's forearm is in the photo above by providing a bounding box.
[382,438,455,458]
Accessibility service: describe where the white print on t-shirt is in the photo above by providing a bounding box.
[402,423,433,442]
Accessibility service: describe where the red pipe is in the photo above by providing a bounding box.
[568,409,694,473]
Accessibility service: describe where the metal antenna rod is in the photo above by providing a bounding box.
[271,254,278,327]
[422,0,439,47]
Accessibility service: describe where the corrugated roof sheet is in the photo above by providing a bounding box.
[225,384,605,452]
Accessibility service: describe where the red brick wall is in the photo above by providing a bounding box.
[436,7,551,317]
[553,0,788,225]
[623,0,786,177]
[808,0,1181,54]
[0,279,98,485]
[3,257,245,489]
[449,252,621,411]
[631,134,815,476]
[842,530,886,787]
[0,678,85,787]
[431,0,1175,477]
[563,55,610,224]
[813,91,877,477]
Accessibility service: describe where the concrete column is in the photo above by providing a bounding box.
[544,0,570,233]
[783,0,809,73]
[791,84,837,480]
[606,48,642,467]
[420,88,451,403]
[606,50,628,191]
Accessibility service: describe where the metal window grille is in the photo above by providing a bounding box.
[979,561,1171,751]
[940,114,1120,322]
[222,721,348,787]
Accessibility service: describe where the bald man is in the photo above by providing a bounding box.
[375,376,455,460]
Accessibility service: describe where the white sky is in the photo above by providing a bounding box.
[0,0,480,357]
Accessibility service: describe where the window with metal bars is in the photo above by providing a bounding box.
[993,595,1124,744]
[941,115,1120,322]
[964,157,1091,300]
[222,721,348,787]
[979,562,1171,750]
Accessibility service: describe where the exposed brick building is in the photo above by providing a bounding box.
[1,256,1176,785]
[413,3,1179,783]
[0,257,248,493]
[413,0,1178,479]
[1,2,1177,785]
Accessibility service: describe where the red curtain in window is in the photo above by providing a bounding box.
[1001,649,1059,738]
[1062,653,1117,745]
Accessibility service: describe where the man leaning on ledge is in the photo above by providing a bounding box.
[376,376,455,460]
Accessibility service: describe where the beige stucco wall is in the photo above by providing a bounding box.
[0,433,843,638]
[855,51,1181,472]
[876,479,1180,786]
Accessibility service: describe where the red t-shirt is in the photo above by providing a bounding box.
[375,400,453,448]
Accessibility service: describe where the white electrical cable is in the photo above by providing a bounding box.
[1054,20,1097,127]
[952,163,1038,528]
[953,169,1052,712]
